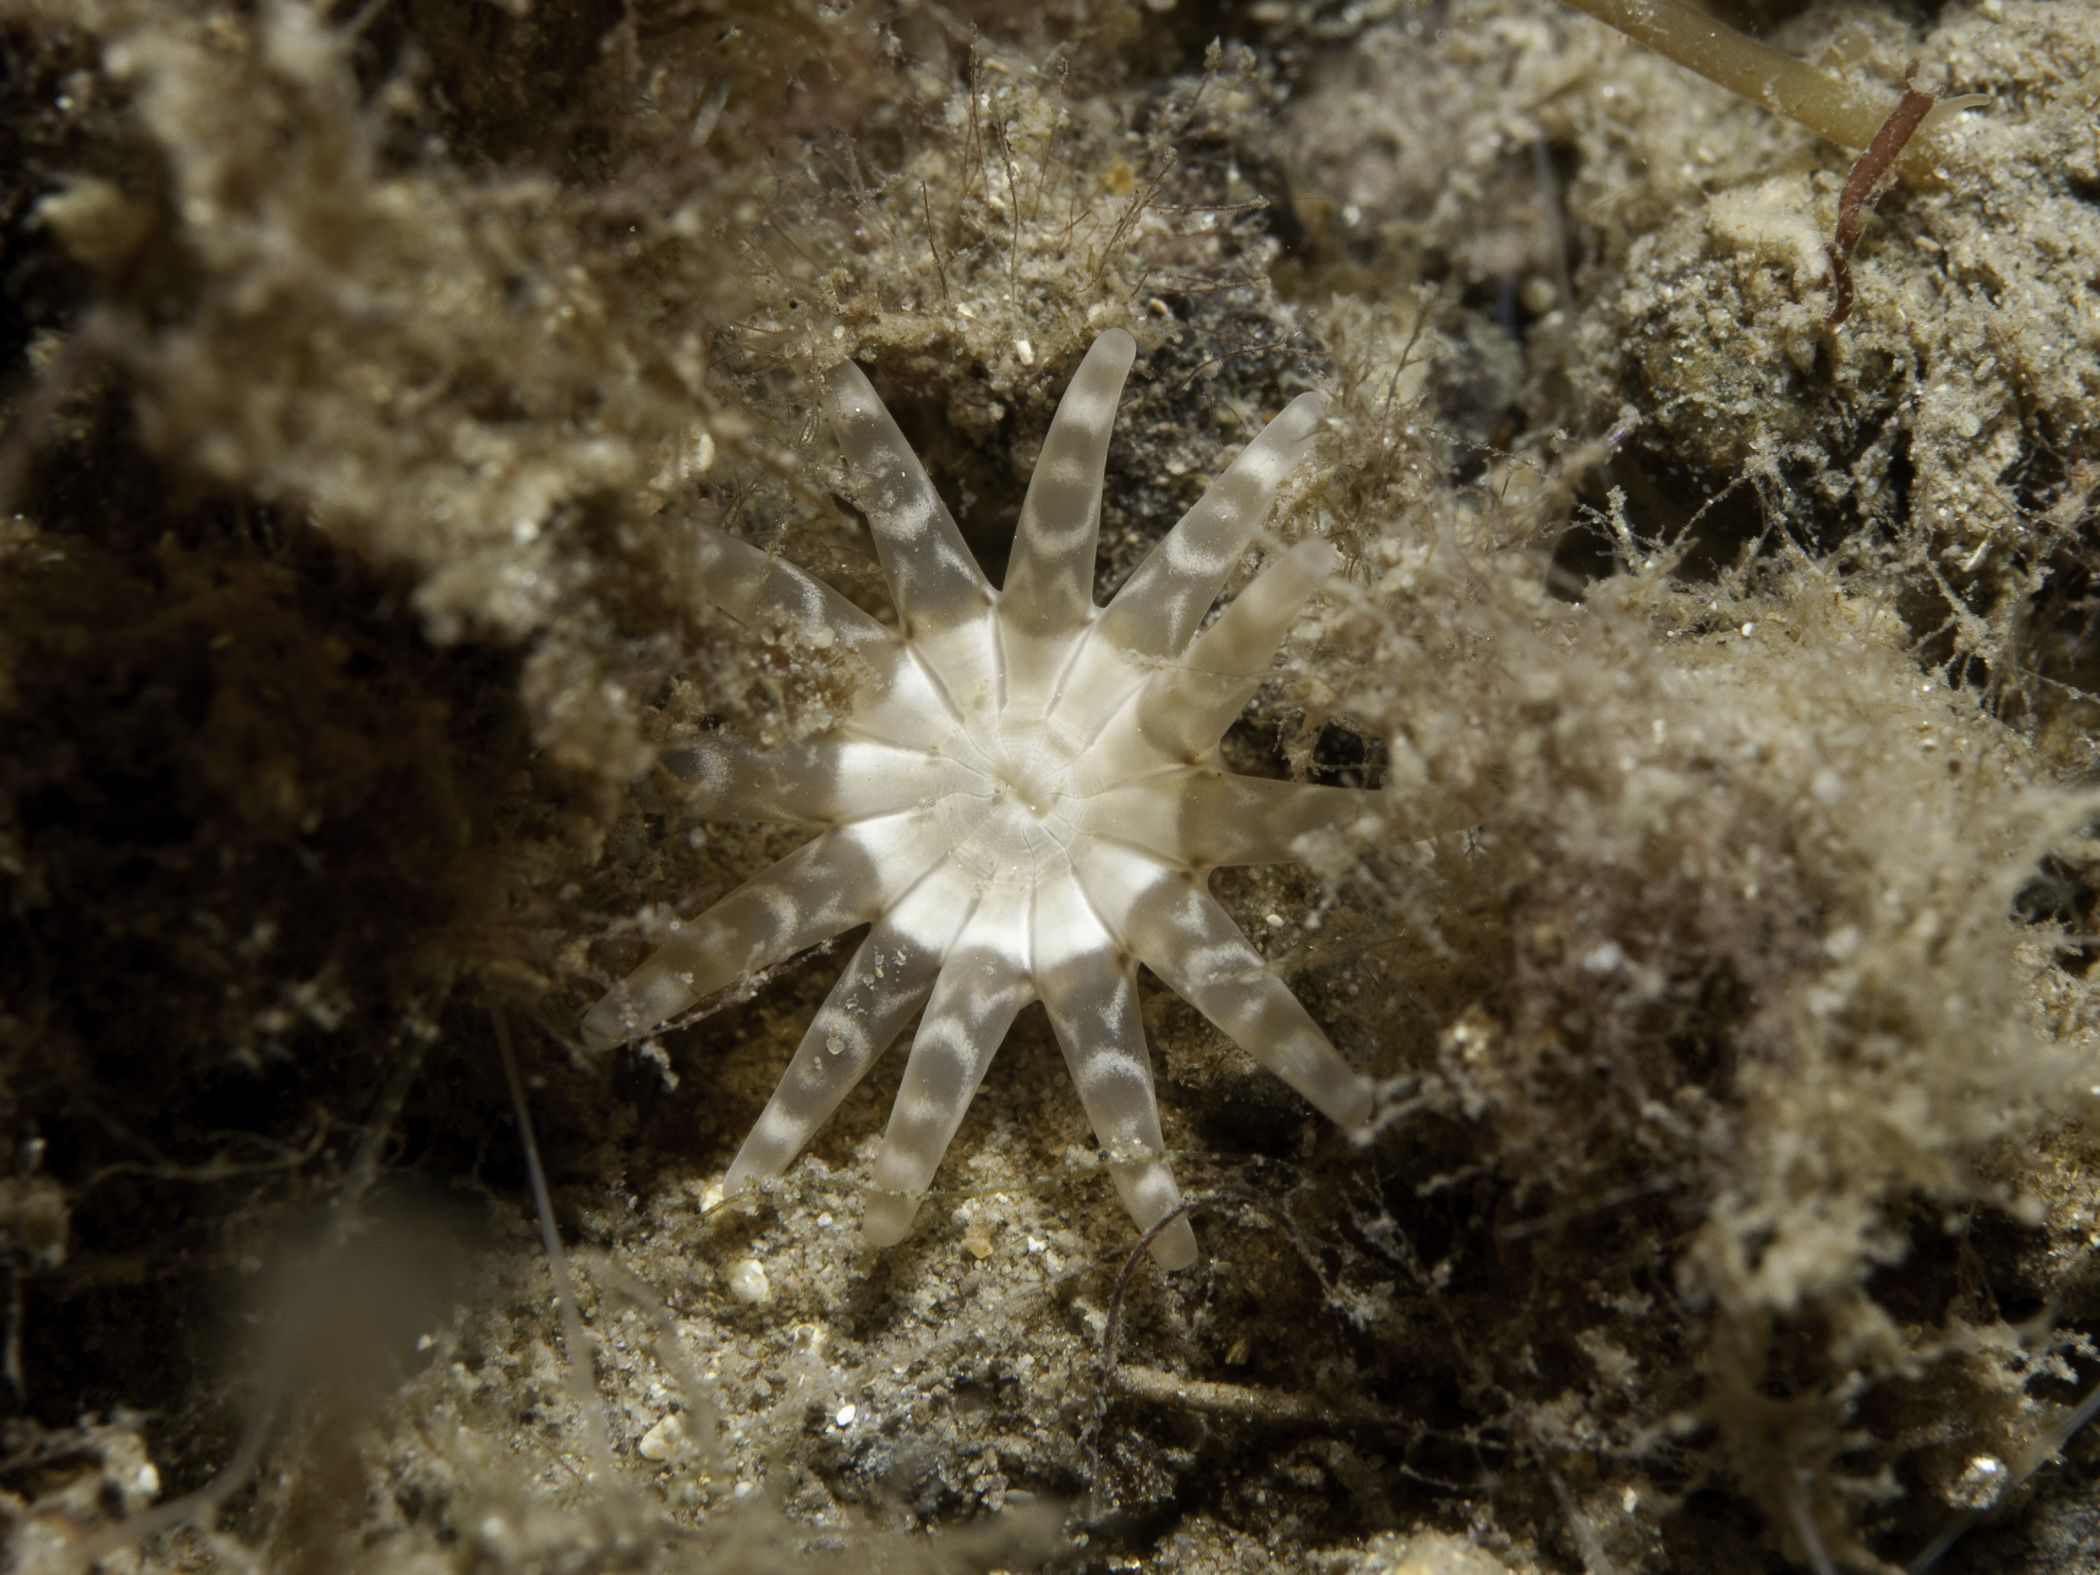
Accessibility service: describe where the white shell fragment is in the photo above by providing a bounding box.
[584,330,1436,1269]
[723,1258,770,1305]
[637,1412,689,1461]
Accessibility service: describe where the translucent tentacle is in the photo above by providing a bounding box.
[1034,870,1196,1269]
[1068,536,1334,787]
[1076,770,1374,868]
[1042,391,1328,740]
[723,863,978,1192]
[838,647,983,756]
[670,735,986,825]
[999,331,1136,710]
[1132,538,1334,759]
[691,521,895,656]
[686,521,977,752]
[1066,541,1327,789]
[581,807,979,1050]
[1073,841,1371,1131]
[1132,878,1371,1130]
[1094,391,1329,661]
[862,884,1034,1246]
[824,361,999,708]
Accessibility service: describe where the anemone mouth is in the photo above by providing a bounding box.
[957,760,1086,870]
[983,732,1080,820]
[993,770,1057,819]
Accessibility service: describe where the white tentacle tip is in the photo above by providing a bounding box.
[861,1190,920,1248]
[580,996,638,1052]
[1146,1217,1200,1270]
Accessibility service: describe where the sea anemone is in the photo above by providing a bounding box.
[584,329,1449,1266]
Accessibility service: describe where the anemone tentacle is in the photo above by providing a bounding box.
[862,881,1033,1247]
[991,331,1134,716]
[586,332,1389,1267]
[722,864,972,1195]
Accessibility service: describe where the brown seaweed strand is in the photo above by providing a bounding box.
[920,180,948,300]
[1827,61,1935,327]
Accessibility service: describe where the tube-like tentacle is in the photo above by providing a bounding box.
[1075,770,1372,868]
[999,330,1136,711]
[1095,391,1328,660]
[1073,841,1371,1130]
[1064,537,1336,787]
[1130,538,1334,760]
[1066,540,1333,787]
[723,863,978,1192]
[1045,391,1329,738]
[668,735,986,825]
[581,807,981,1050]
[688,522,969,753]
[835,646,987,756]
[1034,871,1196,1269]
[862,885,1035,1246]
[1128,876,1371,1130]
[691,521,896,656]
[825,361,999,709]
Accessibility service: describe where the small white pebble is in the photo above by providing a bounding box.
[1026,1235,1047,1254]
[1740,622,1755,636]
[1950,1453,2008,1509]
[835,1403,857,1428]
[1015,337,1034,366]
[1263,913,1285,929]
[725,1258,770,1304]
[733,1481,756,1500]
[638,1413,688,1461]
[816,1211,834,1227]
